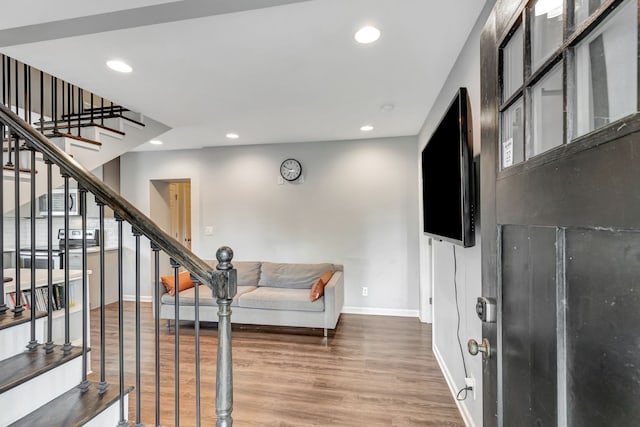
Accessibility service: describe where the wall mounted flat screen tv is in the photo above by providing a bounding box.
[421,87,475,247]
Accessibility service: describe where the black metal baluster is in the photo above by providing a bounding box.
[100,97,104,126]
[77,87,81,137]
[27,146,38,350]
[52,76,57,135]
[28,66,31,124]
[67,83,71,134]
[44,159,54,353]
[62,174,72,354]
[23,63,28,122]
[90,93,94,125]
[39,71,44,133]
[0,124,6,316]
[14,59,18,115]
[194,272,201,427]
[97,198,108,394]
[133,227,142,427]
[116,215,127,427]
[7,56,11,112]
[79,187,89,391]
[13,132,23,316]
[151,242,161,427]
[170,258,181,427]
[2,55,5,106]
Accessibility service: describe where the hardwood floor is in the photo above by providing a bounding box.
[89,302,464,426]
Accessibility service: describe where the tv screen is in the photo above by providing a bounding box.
[421,87,475,247]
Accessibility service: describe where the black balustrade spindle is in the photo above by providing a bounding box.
[6,56,11,112]
[77,86,81,137]
[23,63,27,122]
[13,133,23,316]
[39,70,43,133]
[100,97,104,126]
[66,83,71,134]
[151,242,161,427]
[14,59,18,115]
[27,146,38,350]
[62,174,72,354]
[133,227,142,427]
[90,93,94,125]
[116,215,127,427]
[44,159,54,353]
[194,271,202,427]
[52,76,57,135]
[2,55,5,106]
[0,124,5,316]
[171,258,181,427]
[97,198,108,394]
[79,187,89,391]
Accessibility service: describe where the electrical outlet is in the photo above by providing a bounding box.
[362,287,368,296]
[465,377,476,400]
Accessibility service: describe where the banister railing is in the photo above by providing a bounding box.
[0,103,212,287]
[0,100,236,425]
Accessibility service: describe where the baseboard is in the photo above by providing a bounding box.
[341,306,419,317]
[123,295,153,303]
[432,344,476,427]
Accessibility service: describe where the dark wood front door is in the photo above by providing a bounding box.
[480,0,640,425]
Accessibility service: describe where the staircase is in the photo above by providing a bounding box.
[0,57,237,426]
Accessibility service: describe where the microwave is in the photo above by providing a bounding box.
[38,189,80,216]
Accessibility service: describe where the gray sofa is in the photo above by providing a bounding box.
[159,261,344,336]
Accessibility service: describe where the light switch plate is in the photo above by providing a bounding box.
[204,226,213,236]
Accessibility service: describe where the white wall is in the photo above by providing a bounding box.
[120,136,420,315]
[417,2,495,426]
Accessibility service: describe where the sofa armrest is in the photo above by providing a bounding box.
[323,271,344,329]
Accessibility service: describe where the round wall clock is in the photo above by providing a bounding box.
[280,158,302,181]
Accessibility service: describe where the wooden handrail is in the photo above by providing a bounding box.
[0,102,215,289]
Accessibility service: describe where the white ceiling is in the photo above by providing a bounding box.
[0,0,486,151]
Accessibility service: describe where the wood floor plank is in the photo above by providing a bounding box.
[89,302,464,426]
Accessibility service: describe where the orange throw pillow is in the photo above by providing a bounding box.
[161,271,195,296]
[310,271,333,301]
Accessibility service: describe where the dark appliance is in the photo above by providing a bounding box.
[421,87,475,247]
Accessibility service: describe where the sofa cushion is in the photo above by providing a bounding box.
[205,260,261,287]
[161,285,257,307]
[239,287,325,312]
[161,271,195,296]
[310,271,333,301]
[258,262,334,289]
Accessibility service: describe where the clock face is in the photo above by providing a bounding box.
[280,158,302,181]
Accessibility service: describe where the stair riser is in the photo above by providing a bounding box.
[84,394,129,427]
[0,355,82,426]
[0,318,45,361]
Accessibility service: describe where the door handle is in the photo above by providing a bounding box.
[468,338,491,360]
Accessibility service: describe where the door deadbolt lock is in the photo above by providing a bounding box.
[468,338,491,360]
[476,297,496,323]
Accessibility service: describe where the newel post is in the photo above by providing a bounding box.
[213,246,237,427]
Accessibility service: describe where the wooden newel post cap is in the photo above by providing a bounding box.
[214,246,237,300]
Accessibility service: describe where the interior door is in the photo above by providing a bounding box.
[479,1,640,426]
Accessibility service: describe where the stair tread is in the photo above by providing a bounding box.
[0,310,47,331]
[0,345,82,394]
[9,381,132,427]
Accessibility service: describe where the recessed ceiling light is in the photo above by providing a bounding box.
[149,140,163,145]
[354,26,381,44]
[360,125,374,132]
[381,103,395,112]
[226,133,239,139]
[106,60,132,73]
